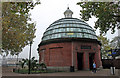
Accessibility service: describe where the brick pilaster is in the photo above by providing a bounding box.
[83,52,89,70]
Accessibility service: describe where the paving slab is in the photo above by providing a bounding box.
[1,66,120,78]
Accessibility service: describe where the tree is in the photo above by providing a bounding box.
[19,58,27,69]
[77,2,120,34]
[97,35,111,59]
[39,62,47,71]
[2,1,40,56]
[19,57,38,70]
[30,57,38,70]
[111,36,120,49]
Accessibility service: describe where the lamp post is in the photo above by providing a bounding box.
[28,41,32,74]
[15,52,19,68]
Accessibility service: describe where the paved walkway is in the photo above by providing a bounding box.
[1,66,120,78]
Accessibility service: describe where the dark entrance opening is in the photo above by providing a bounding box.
[77,53,83,70]
[89,53,95,70]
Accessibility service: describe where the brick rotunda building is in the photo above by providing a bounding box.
[38,7,102,71]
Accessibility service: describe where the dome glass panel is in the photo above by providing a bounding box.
[42,18,97,41]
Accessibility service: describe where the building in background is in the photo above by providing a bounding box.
[1,57,22,66]
[38,7,102,71]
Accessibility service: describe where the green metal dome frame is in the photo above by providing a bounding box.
[42,18,97,41]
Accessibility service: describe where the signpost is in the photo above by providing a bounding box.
[108,54,112,56]
[106,48,119,75]
[106,49,120,57]
[112,52,116,55]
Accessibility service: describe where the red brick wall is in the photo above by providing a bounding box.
[49,48,63,66]
[39,42,72,66]
[73,41,102,69]
[39,41,102,70]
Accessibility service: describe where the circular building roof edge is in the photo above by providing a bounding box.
[38,38,101,47]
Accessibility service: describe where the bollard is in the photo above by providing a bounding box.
[70,66,74,72]
[110,67,115,75]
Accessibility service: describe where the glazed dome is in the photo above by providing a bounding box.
[42,8,97,42]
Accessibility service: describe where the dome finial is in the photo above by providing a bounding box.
[64,7,73,18]
[67,4,69,9]
[67,7,69,9]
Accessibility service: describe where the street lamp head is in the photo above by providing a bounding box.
[30,41,32,44]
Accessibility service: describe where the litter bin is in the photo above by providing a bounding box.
[110,67,115,75]
[13,68,15,72]
[70,66,74,72]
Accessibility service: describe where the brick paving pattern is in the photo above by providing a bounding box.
[1,66,120,78]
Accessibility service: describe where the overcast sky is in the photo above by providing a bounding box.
[3,0,118,59]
